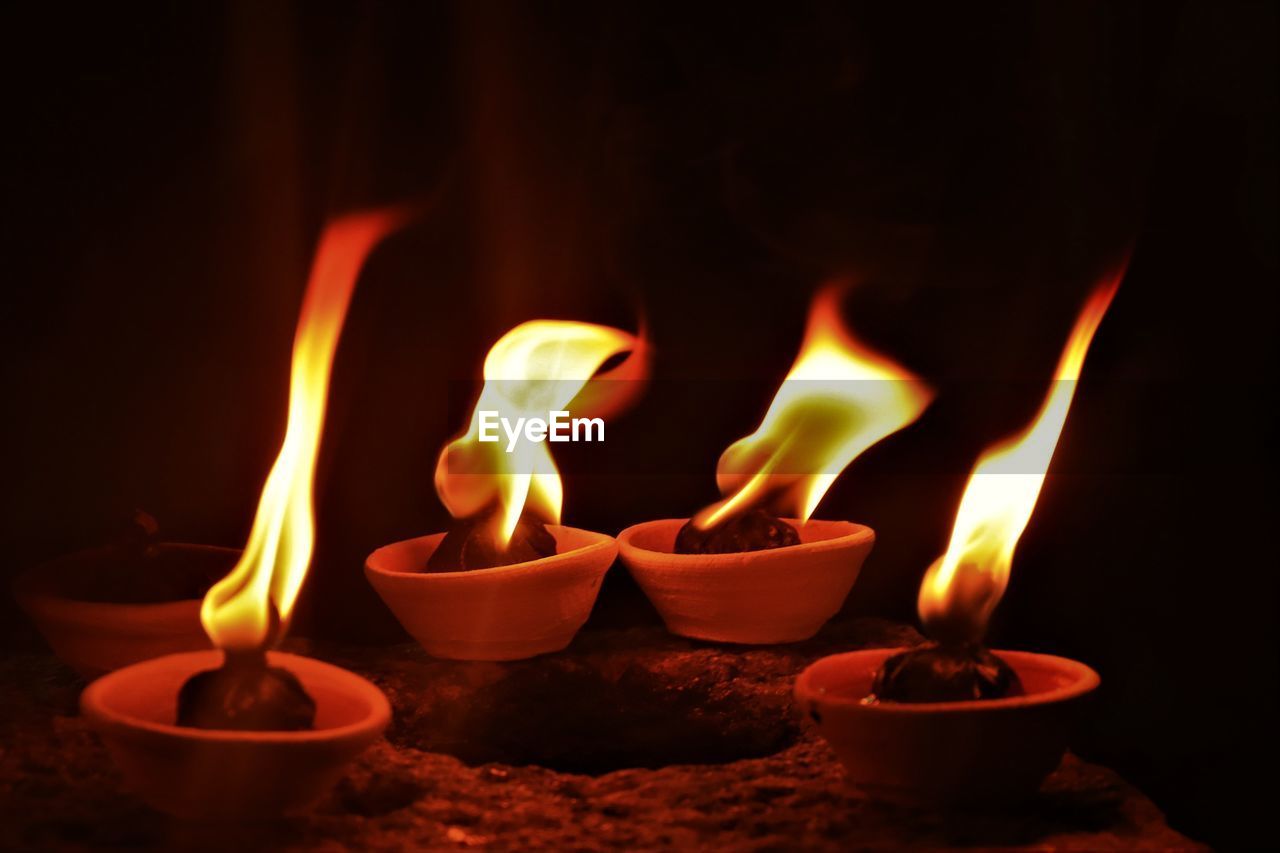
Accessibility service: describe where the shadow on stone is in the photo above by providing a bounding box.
[388,657,799,774]
[322,623,926,776]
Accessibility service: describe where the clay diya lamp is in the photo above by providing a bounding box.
[14,516,235,677]
[797,275,1122,804]
[618,517,873,643]
[81,649,390,818]
[794,647,1099,805]
[367,524,616,660]
[368,319,647,660]
[619,285,932,644]
[82,210,404,816]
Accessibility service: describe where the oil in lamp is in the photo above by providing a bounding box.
[795,271,1123,805]
[78,209,401,818]
[618,284,933,643]
[366,319,647,660]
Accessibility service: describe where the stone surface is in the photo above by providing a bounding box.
[0,620,1204,851]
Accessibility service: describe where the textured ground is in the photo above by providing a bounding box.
[0,620,1204,851]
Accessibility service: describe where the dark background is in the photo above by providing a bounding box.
[2,1,1275,847]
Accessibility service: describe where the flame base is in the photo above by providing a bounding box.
[870,642,1022,703]
[674,508,800,555]
[426,512,557,572]
[177,649,316,731]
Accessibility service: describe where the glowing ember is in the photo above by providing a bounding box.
[683,285,932,548]
[200,209,406,654]
[433,320,646,561]
[917,272,1123,645]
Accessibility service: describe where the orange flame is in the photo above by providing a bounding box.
[693,285,932,530]
[435,321,645,549]
[918,273,1123,644]
[201,209,405,652]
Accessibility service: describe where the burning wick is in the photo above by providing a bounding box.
[177,209,406,730]
[178,610,316,731]
[676,284,932,555]
[871,642,1021,703]
[871,272,1123,704]
[427,513,558,571]
[429,320,646,572]
[178,655,314,731]
[675,507,800,555]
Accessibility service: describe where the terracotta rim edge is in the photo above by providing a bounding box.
[80,650,391,744]
[617,518,875,561]
[795,648,1100,714]
[365,524,616,580]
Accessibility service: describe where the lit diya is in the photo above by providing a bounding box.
[795,271,1122,805]
[366,319,647,660]
[79,210,399,818]
[618,285,932,643]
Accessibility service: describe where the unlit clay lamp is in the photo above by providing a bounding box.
[368,319,646,660]
[81,209,403,817]
[797,273,1121,805]
[619,285,932,644]
[14,514,234,677]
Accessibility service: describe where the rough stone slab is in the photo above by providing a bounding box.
[0,620,1204,851]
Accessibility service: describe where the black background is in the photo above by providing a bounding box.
[2,2,1275,847]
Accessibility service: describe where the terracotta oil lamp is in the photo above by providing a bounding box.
[796,273,1123,805]
[619,285,932,644]
[81,210,400,818]
[367,319,647,660]
[15,516,235,677]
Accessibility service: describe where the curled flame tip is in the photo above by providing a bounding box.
[435,319,646,550]
[694,283,933,530]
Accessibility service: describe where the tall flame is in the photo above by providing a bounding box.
[201,209,405,652]
[435,321,645,549]
[918,273,1123,644]
[693,285,933,530]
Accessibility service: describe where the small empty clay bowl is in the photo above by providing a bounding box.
[794,648,1100,806]
[81,649,390,818]
[14,543,237,677]
[365,525,616,661]
[616,518,874,644]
